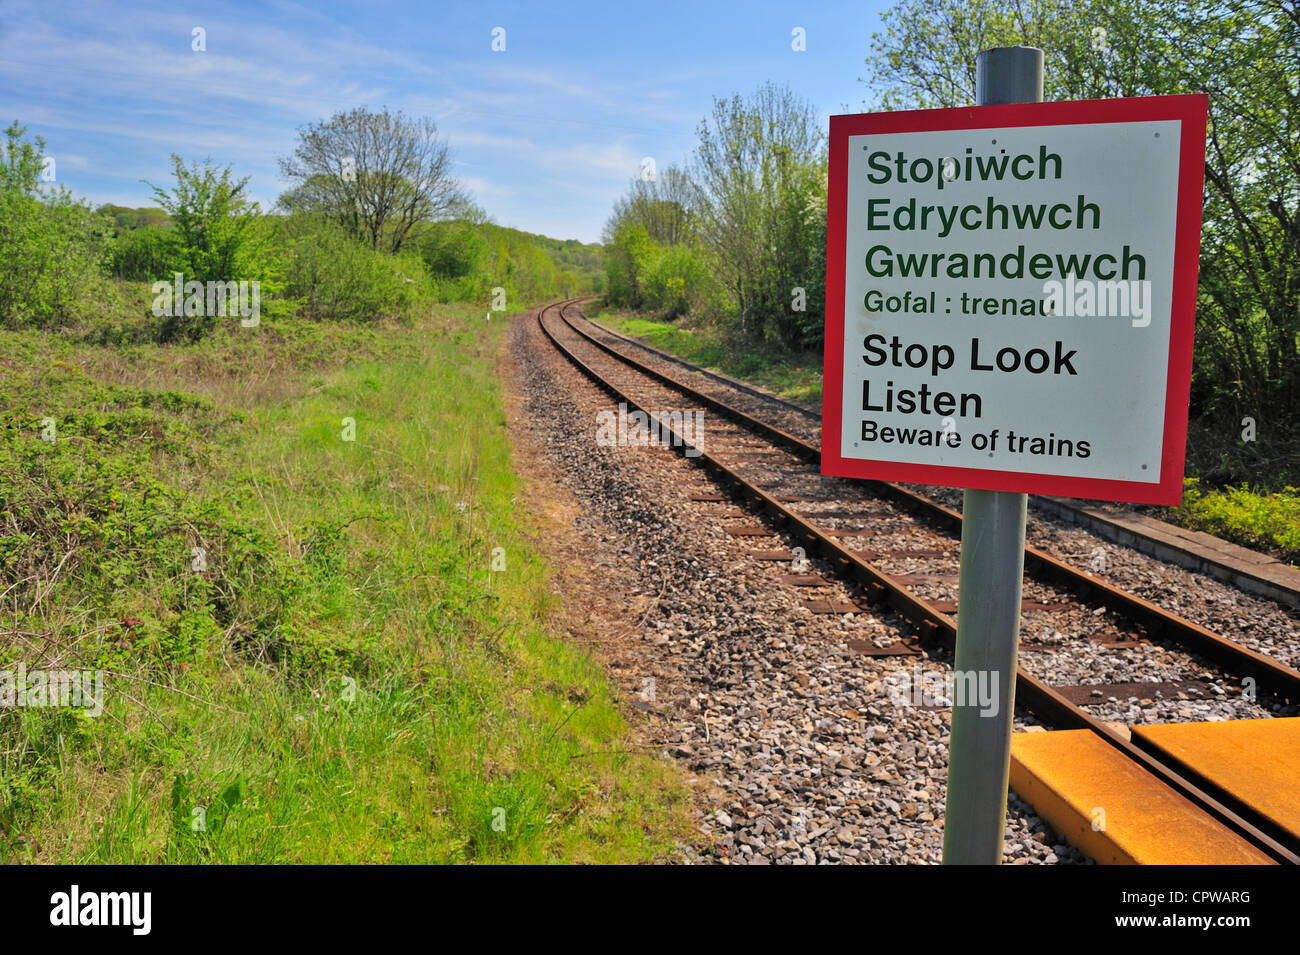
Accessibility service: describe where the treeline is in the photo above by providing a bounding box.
[0,109,603,342]
[603,82,827,350]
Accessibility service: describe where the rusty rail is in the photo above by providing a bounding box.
[537,299,1300,864]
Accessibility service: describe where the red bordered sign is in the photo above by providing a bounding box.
[822,95,1207,505]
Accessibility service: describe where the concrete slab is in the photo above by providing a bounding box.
[1035,497,1300,609]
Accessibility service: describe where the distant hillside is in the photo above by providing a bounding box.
[479,223,605,297]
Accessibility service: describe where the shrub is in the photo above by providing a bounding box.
[1176,478,1300,564]
[642,243,714,319]
[0,122,108,328]
[146,155,268,284]
[106,225,173,281]
[416,221,489,282]
[282,217,430,322]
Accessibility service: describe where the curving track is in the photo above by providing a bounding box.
[534,297,1300,863]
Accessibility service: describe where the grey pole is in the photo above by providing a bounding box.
[940,45,1042,866]
[975,46,1044,105]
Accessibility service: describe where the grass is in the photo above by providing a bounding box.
[0,302,694,863]
[585,300,825,408]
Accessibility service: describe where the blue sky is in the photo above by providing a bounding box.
[0,0,892,243]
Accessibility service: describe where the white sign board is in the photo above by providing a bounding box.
[822,96,1207,505]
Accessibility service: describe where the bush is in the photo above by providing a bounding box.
[146,155,270,284]
[0,122,108,328]
[413,221,491,304]
[106,225,173,281]
[604,223,656,308]
[416,221,489,282]
[642,244,714,319]
[0,366,301,675]
[1175,478,1300,565]
[431,274,483,304]
[282,217,430,322]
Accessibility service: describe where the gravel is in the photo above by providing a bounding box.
[573,310,1299,720]
[513,312,1093,864]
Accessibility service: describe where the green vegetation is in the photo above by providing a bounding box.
[276,107,466,254]
[602,83,826,349]
[1,108,602,339]
[598,2,1298,560]
[587,302,824,408]
[860,0,1300,513]
[281,215,429,323]
[0,305,692,864]
[0,109,686,862]
[0,122,113,329]
[864,0,1300,447]
[1166,480,1300,566]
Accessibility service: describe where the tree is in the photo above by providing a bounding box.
[604,222,657,307]
[0,121,106,327]
[861,0,1300,425]
[146,155,263,284]
[643,243,714,319]
[690,82,826,342]
[278,107,467,253]
[603,165,694,246]
[145,155,271,340]
[1172,1,1300,420]
[860,0,1160,110]
[96,204,170,235]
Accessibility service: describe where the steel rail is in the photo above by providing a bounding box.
[559,301,1300,708]
[537,299,1299,864]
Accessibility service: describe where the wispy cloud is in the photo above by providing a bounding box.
[0,0,887,241]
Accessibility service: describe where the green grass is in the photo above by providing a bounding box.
[1161,478,1300,568]
[586,301,825,408]
[0,303,693,863]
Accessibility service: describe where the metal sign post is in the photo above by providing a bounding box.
[823,47,1205,862]
[940,46,1042,866]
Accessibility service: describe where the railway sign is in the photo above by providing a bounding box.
[822,94,1208,505]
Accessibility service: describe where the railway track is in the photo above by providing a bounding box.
[534,297,1300,864]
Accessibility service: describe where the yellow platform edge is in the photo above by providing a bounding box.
[1009,729,1274,865]
[1133,718,1300,845]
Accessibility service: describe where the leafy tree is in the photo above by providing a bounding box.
[860,0,1161,109]
[414,220,490,283]
[0,121,107,327]
[690,82,826,341]
[604,165,694,246]
[278,107,467,253]
[643,243,714,319]
[146,155,267,283]
[760,165,827,348]
[1173,1,1299,420]
[97,204,170,234]
[604,222,657,307]
[145,155,274,339]
[861,0,1300,432]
